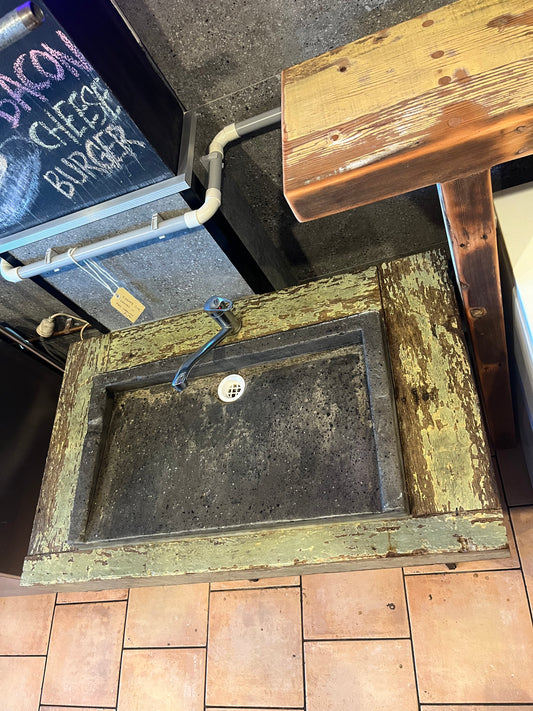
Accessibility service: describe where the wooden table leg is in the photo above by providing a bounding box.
[438,170,515,449]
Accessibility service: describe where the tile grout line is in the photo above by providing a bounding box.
[508,510,533,624]
[416,704,533,707]
[122,644,209,651]
[404,565,520,577]
[299,576,307,711]
[210,584,300,593]
[38,592,58,708]
[39,705,115,709]
[401,569,422,710]
[55,597,129,606]
[0,653,48,658]
[204,582,212,710]
[301,635,413,643]
[114,588,131,711]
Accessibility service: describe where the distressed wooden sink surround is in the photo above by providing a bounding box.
[281,0,532,448]
[22,250,507,591]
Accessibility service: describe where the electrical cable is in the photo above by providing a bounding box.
[38,336,66,367]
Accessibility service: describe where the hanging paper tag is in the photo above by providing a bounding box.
[110,287,145,322]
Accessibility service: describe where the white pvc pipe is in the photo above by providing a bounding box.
[209,123,240,155]
[1,212,190,281]
[1,107,282,283]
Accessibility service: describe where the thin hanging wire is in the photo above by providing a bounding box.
[87,258,120,291]
[67,249,119,296]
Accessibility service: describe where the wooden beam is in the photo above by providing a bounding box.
[379,249,499,514]
[438,171,515,448]
[21,511,508,591]
[281,0,533,221]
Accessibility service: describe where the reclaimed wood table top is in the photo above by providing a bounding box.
[281,0,533,221]
[21,250,507,591]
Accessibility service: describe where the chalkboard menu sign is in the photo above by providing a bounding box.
[0,0,184,238]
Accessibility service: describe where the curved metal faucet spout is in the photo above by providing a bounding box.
[172,296,241,392]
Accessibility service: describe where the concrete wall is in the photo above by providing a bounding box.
[116,0,452,283]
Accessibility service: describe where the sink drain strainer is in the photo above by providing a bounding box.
[218,374,245,402]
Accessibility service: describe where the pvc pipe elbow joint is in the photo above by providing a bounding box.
[185,189,222,228]
[209,123,240,155]
[0,259,22,282]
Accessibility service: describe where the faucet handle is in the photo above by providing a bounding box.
[204,296,233,313]
[204,296,241,335]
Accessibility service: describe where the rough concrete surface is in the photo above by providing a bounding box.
[71,312,406,545]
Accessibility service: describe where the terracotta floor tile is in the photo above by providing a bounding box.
[56,588,128,603]
[305,639,417,711]
[406,571,533,703]
[404,508,520,574]
[302,568,409,639]
[41,708,110,710]
[211,575,300,590]
[496,446,533,506]
[0,656,45,711]
[125,583,208,647]
[42,601,126,707]
[118,648,205,711]
[0,593,55,654]
[511,505,533,599]
[206,587,303,707]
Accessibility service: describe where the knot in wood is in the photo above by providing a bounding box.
[469,307,487,319]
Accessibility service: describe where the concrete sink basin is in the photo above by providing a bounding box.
[69,311,407,547]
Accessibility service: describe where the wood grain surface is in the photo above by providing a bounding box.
[282,0,533,221]
[438,171,515,448]
[102,267,381,372]
[28,336,103,556]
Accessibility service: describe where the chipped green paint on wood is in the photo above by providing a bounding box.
[23,250,505,590]
[29,336,103,555]
[379,250,499,516]
[101,267,381,372]
[21,511,508,590]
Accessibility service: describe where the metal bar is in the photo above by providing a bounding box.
[0,177,189,254]
[4,212,190,281]
[234,107,281,136]
[0,2,43,52]
[0,325,64,372]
